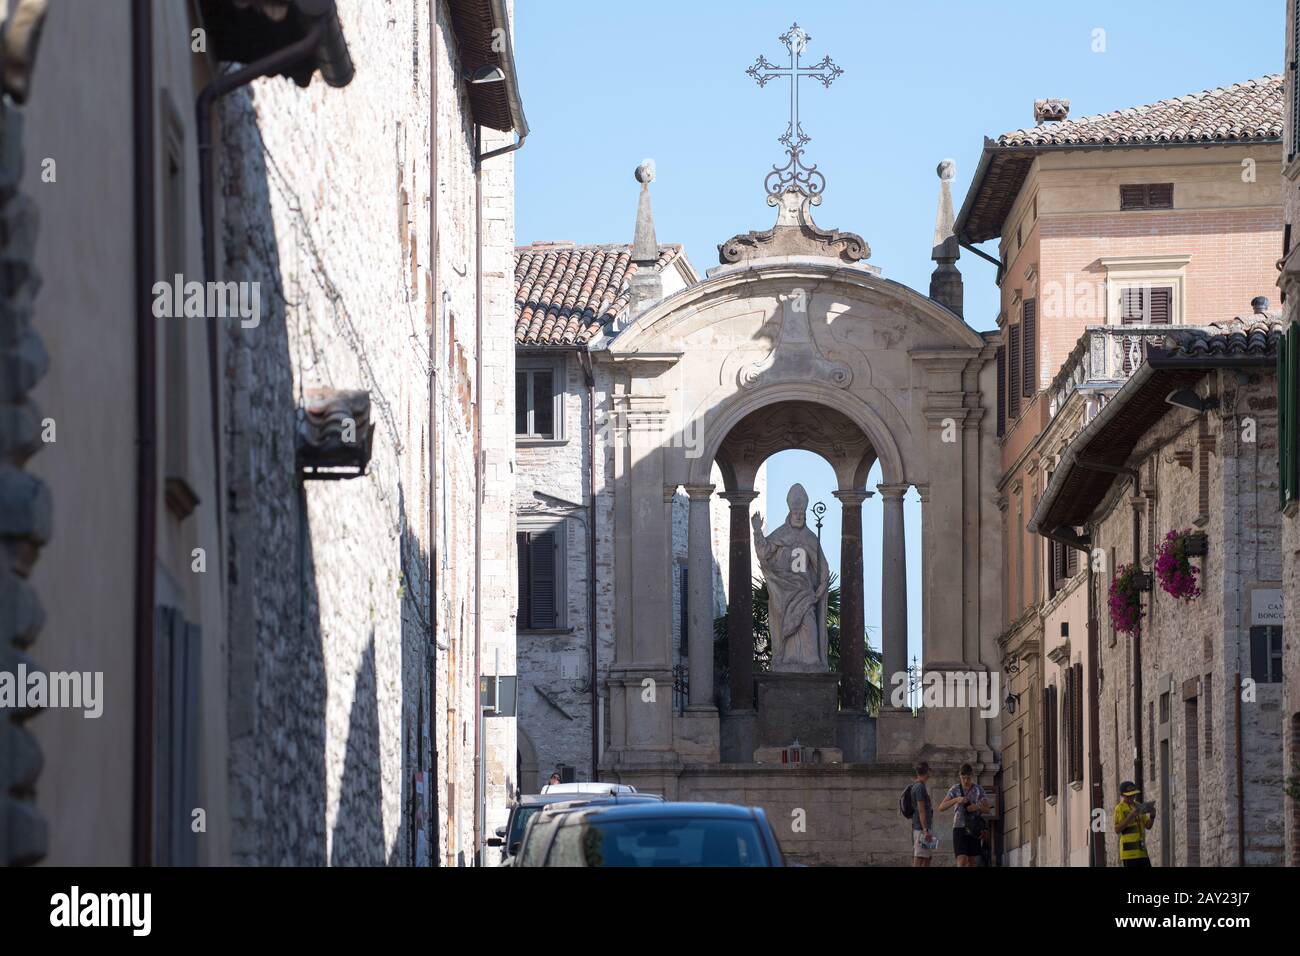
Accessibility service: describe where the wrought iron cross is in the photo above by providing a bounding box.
[746,23,843,198]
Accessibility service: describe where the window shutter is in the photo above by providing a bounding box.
[1045,686,1055,796]
[1119,185,1146,210]
[1065,542,1079,578]
[1120,184,1173,210]
[1064,677,1075,785]
[1148,287,1172,325]
[528,531,557,629]
[1120,287,1145,325]
[996,345,1006,438]
[1022,299,1037,398]
[1250,627,1270,682]
[1071,663,1085,784]
[1147,183,1173,208]
[1041,687,1052,797]
[1008,325,1022,420]
[517,530,530,626]
[1282,322,1300,509]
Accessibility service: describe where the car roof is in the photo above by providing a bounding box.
[516,793,588,807]
[541,782,637,794]
[538,793,663,813]
[551,801,760,823]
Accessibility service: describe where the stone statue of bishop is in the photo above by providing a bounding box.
[751,483,830,672]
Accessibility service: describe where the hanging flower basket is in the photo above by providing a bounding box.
[1108,563,1144,635]
[1155,529,1203,601]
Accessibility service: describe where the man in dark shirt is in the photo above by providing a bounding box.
[910,761,934,867]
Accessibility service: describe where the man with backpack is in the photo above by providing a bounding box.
[901,761,935,866]
[937,763,991,867]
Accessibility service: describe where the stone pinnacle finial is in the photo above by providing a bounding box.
[932,159,957,253]
[929,159,963,317]
[625,159,664,325]
[631,159,658,265]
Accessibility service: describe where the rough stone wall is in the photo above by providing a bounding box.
[1094,369,1284,866]
[0,99,49,867]
[514,354,596,789]
[1281,0,1300,868]
[220,0,506,865]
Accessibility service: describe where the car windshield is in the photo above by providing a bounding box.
[508,806,543,849]
[546,817,768,867]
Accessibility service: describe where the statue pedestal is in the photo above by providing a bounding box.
[753,671,839,753]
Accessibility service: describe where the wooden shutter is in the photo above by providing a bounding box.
[1070,663,1085,784]
[528,531,557,629]
[1051,539,1065,591]
[996,345,1006,438]
[154,606,200,866]
[516,530,530,626]
[1148,287,1172,324]
[1022,299,1037,398]
[1119,185,1146,210]
[1282,322,1300,510]
[1120,184,1173,210]
[1041,687,1052,796]
[1065,541,1079,578]
[1293,2,1300,161]
[1008,324,1022,420]
[1120,288,1146,325]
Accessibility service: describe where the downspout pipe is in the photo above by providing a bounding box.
[474,122,483,865]
[131,0,158,868]
[1085,527,1106,867]
[578,350,599,780]
[428,0,440,866]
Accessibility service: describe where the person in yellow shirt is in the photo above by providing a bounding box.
[1112,780,1155,867]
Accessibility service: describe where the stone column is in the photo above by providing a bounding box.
[878,483,910,701]
[685,484,716,710]
[720,490,758,710]
[833,490,870,710]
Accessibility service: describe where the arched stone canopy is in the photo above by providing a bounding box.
[606,259,987,494]
[717,400,874,492]
[597,253,1001,778]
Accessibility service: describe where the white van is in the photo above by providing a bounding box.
[541,782,638,796]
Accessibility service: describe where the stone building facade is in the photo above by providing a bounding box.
[1,0,523,868]
[957,76,1285,865]
[1034,320,1287,866]
[220,0,524,866]
[1280,0,1300,869]
[512,241,710,791]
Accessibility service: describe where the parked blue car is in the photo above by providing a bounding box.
[513,801,786,867]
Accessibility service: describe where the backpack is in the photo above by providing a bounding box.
[900,783,917,819]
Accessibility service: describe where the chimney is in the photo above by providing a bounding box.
[1033,98,1070,125]
[929,159,963,317]
[625,159,663,324]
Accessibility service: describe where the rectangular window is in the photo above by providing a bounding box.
[1008,324,1022,420]
[1250,625,1284,683]
[1022,298,1037,398]
[516,359,563,440]
[1119,183,1173,210]
[517,528,560,629]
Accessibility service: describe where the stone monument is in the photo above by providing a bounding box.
[751,484,840,759]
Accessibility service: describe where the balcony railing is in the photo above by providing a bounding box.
[1047,324,1195,420]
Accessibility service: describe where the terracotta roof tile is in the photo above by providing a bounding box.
[998,75,1282,148]
[1150,316,1285,361]
[514,242,685,347]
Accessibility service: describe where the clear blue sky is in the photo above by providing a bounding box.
[515,0,1284,669]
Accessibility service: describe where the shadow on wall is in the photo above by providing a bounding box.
[220,86,330,866]
[220,85,435,866]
